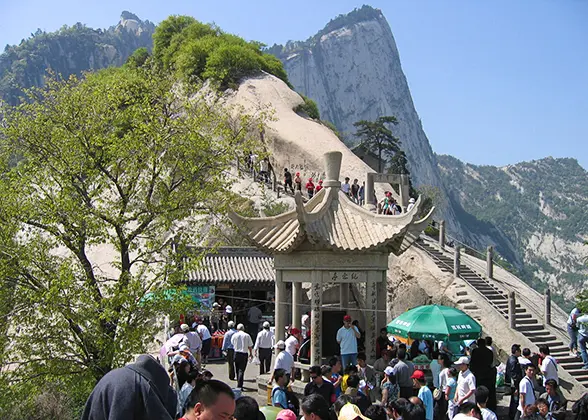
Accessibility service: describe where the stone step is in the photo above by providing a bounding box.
[524,330,552,337]
[519,324,545,331]
[564,368,588,377]
[528,335,558,343]
[556,355,582,364]
[558,360,586,370]
[517,318,539,325]
[457,299,473,304]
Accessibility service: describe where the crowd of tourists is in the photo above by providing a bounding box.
[81,308,588,420]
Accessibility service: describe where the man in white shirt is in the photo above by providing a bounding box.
[221,321,238,380]
[567,307,580,357]
[336,315,361,368]
[255,321,274,375]
[285,328,301,359]
[196,318,212,365]
[341,177,351,195]
[518,364,536,418]
[269,340,295,385]
[180,324,202,366]
[539,345,559,386]
[301,312,310,339]
[454,356,477,405]
[231,323,253,390]
[518,348,533,367]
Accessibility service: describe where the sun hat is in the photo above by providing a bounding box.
[263,321,270,328]
[228,321,235,328]
[411,370,425,381]
[343,315,352,322]
[275,340,286,349]
[338,403,370,420]
[409,197,416,203]
[225,305,233,314]
[276,409,297,420]
[454,356,470,365]
[180,323,190,332]
[384,366,394,376]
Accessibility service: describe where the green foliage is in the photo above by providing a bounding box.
[0,14,155,105]
[203,44,264,88]
[322,120,342,139]
[0,64,265,404]
[577,290,588,313]
[125,47,150,68]
[153,17,289,89]
[354,116,400,172]
[295,94,321,120]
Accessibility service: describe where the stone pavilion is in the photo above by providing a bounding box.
[229,151,434,364]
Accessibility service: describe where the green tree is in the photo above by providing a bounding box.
[353,116,400,172]
[0,66,264,410]
[125,47,150,68]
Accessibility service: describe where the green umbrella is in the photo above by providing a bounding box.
[259,406,282,420]
[387,304,482,341]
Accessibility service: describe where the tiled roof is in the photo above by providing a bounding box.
[229,187,434,255]
[184,247,275,284]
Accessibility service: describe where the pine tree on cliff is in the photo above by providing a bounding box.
[353,116,400,172]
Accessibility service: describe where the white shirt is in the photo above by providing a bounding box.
[341,183,350,193]
[481,407,498,420]
[285,335,299,356]
[274,349,294,372]
[453,415,477,420]
[197,324,211,341]
[457,369,476,404]
[407,203,415,212]
[439,367,449,391]
[184,331,202,354]
[231,330,253,353]
[430,360,441,388]
[260,160,269,172]
[518,376,535,414]
[541,355,559,385]
[568,307,580,325]
[255,329,274,350]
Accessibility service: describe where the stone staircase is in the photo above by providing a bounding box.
[416,239,588,388]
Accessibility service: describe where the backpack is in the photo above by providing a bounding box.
[272,387,300,416]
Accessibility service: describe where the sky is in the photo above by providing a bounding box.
[1,0,587,169]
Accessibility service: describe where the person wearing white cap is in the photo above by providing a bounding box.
[255,321,275,375]
[454,356,477,406]
[269,340,294,386]
[406,197,416,212]
[231,323,253,391]
[180,323,202,366]
[222,321,238,381]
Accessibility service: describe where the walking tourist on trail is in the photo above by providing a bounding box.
[341,177,351,195]
[337,315,361,367]
[518,364,537,420]
[272,368,291,409]
[260,157,270,183]
[247,304,263,345]
[412,369,433,420]
[381,366,400,406]
[195,318,212,365]
[315,180,324,193]
[470,338,496,411]
[181,324,202,366]
[539,345,559,386]
[255,321,274,375]
[567,306,581,357]
[81,354,177,420]
[286,327,301,359]
[179,379,236,420]
[394,348,414,399]
[351,178,360,203]
[306,177,315,198]
[222,321,237,381]
[294,172,302,191]
[506,344,523,420]
[575,313,588,370]
[445,367,459,420]
[406,197,416,212]
[231,323,254,391]
[455,356,477,406]
[269,340,295,385]
[284,168,294,193]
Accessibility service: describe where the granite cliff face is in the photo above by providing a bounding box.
[0,11,154,105]
[267,6,468,239]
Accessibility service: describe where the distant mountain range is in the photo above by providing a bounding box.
[0,7,585,306]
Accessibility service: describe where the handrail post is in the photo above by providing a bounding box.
[453,246,461,277]
[509,291,517,329]
[544,289,551,327]
[486,246,494,279]
[439,220,446,249]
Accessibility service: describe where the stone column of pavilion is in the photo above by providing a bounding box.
[228,151,435,367]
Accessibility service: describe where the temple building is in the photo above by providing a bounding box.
[229,151,434,364]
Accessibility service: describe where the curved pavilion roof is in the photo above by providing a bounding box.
[229,152,434,255]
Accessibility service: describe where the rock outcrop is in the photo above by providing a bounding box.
[267,6,464,236]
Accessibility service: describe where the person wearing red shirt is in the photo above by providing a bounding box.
[306,178,315,198]
[315,180,323,193]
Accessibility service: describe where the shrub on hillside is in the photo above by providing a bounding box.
[295,94,320,120]
[203,44,263,88]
